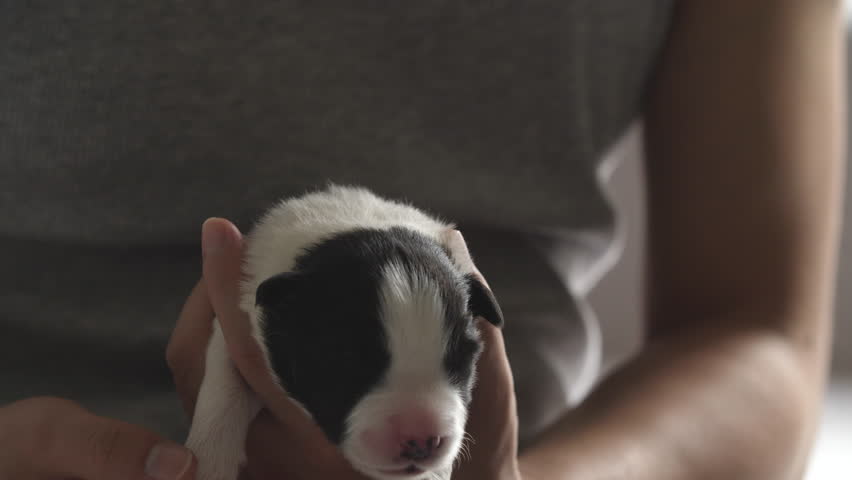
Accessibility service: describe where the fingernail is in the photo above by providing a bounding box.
[145,443,193,480]
[202,218,227,256]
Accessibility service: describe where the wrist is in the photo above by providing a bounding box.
[517,459,545,480]
[495,458,523,480]
[454,458,521,480]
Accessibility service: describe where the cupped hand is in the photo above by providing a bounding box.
[167,218,522,479]
[452,319,522,480]
[167,218,366,480]
[0,396,196,480]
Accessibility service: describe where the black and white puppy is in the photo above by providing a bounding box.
[185,185,503,480]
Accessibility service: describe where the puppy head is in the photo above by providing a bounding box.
[255,227,502,479]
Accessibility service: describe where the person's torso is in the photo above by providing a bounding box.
[0,1,673,445]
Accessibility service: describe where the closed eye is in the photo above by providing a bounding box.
[444,333,483,391]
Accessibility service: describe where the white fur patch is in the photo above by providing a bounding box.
[241,184,451,320]
[185,323,262,480]
[339,261,466,480]
[380,261,449,385]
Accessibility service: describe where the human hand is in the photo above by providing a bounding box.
[167,218,368,479]
[0,396,196,480]
[452,319,522,480]
[167,218,522,479]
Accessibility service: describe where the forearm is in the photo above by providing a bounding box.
[520,1,843,478]
[519,0,846,477]
[518,317,823,480]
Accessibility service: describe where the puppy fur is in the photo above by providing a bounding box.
[185,185,502,480]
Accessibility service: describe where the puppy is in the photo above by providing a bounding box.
[185,185,503,480]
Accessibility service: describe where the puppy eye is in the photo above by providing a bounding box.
[444,335,482,397]
[451,336,483,366]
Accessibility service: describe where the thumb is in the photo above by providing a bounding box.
[453,319,519,478]
[200,218,307,423]
[200,218,272,394]
[35,399,196,480]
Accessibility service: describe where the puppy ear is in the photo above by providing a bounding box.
[441,229,504,327]
[255,271,310,308]
[464,273,504,327]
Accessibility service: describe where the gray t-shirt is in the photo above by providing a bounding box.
[0,1,673,447]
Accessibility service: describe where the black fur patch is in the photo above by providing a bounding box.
[464,274,504,327]
[257,227,485,443]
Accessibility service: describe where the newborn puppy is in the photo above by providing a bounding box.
[185,185,504,480]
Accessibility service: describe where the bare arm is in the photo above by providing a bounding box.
[518,1,845,479]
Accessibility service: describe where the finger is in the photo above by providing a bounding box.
[199,218,307,425]
[469,319,515,418]
[166,278,215,416]
[455,319,518,476]
[200,217,371,479]
[25,398,196,480]
[473,318,512,384]
[200,218,269,383]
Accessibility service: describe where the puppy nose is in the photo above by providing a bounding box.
[400,436,442,461]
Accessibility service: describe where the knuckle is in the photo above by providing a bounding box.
[167,345,199,388]
[87,421,126,474]
[230,340,264,367]
[230,347,258,368]
[166,345,201,392]
[165,339,185,372]
[172,362,198,395]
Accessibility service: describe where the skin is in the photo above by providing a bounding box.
[518,1,846,479]
[1,0,843,478]
[0,397,197,480]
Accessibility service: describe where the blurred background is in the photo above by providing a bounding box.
[588,8,852,478]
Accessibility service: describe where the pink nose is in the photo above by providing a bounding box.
[400,436,442,461]
[359,409,448,463]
